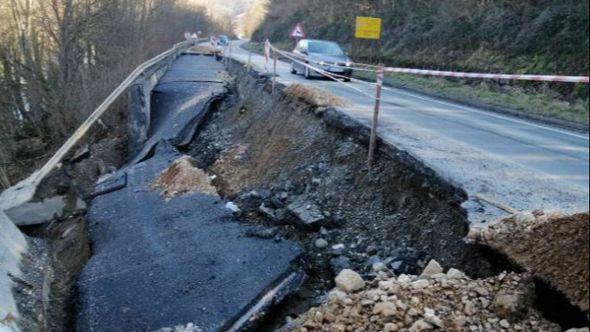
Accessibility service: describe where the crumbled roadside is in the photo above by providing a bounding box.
[152,156,218,199]
[283,262,563,332]
[468,211,589,312]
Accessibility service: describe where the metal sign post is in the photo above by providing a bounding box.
[367,64,384,167]
[223,45,228,67]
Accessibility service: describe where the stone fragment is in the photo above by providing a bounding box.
[411,279,430,289]
[225,202,240,214]
[287,199,325,228]
[423,308,443,327]
[335,269,365,293]
[409,319,434,331]
[258,203,277,220]
[330,256,351,274]
[383,322,398,332]
[372,262,386,272]
[493,290,529,319]
[447,268,466,279]
[373,302,397,317]
[314,238,329,249]
[420,259,443,279]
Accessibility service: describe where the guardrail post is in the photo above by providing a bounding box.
[367,64,384,168]
[272,49,277,95]
[223,45,227,67]
[229,41,233,62]
[247,42,253,70]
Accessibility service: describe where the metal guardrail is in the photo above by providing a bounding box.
[30,40,191,187]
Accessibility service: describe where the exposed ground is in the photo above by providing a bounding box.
[152,156,218,198]
[183,62,589,330]
[181,62,515,327]
[6,53,588,331]
[12,134,126,331]
[185,66,493,277]
[282,266,561,332]
[469,212,590,313]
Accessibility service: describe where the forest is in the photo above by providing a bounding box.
[0,0,218,189]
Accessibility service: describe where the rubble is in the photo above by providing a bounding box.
[151,156,218,198]
[288,265,564,332]
[287,199,326,228]
[334,269,365,293]
[314,238,329,249]
[469,211,589,312]
[419,259,443,279]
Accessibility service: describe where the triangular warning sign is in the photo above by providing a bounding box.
[290,23,306,38]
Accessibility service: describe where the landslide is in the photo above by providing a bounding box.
[183,62,503,309]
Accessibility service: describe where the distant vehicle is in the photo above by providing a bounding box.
[217,35,229,46]
[291,39,352,81]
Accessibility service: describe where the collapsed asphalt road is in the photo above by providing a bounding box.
[76,54,303,331]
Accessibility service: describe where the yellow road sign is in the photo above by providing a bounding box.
[355,16,382,40]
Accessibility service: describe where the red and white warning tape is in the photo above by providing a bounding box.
[266,41,589,84]
[384,67,589,83]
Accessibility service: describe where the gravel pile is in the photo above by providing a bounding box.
[286,261,563,332]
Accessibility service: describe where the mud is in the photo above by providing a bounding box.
[186,62,495,273]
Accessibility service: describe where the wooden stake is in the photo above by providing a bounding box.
[367,64,384,167]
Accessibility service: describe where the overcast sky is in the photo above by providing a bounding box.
[189,0,255,19]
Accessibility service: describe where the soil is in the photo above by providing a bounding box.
[469,212,590,313]
[35,134,127,200]
[151,156,218,198]
[14,133,125,331]
[180,63,511,328]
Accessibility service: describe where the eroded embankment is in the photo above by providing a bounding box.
[179,61,514,325]
[9,134,126,331]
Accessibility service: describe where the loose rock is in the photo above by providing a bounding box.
[335,269,365,293]
[420,259,443,279]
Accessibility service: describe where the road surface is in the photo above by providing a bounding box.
[225,40,589,223]
[77,54,303,331]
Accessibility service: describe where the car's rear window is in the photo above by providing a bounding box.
[308,41,344,56]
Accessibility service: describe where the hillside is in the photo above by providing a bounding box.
[254,0,588,75]
[251,0,589,122]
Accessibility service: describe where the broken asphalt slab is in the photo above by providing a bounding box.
[77,143,304,331]
[77,54,304,331]
[129,54,227,164]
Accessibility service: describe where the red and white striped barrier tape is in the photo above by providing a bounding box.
[266,42,588,84]
[384,67,589,83]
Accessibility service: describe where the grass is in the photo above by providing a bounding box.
[355,71,589,126]
[285,83,346,108]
